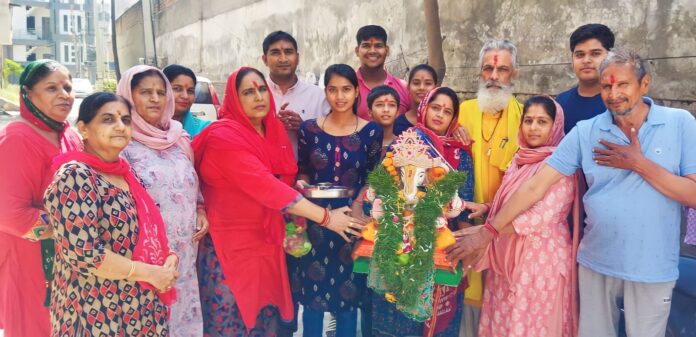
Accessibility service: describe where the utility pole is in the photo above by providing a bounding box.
[141,0,156,65]
[424,0,446,85]
[110,0,120,80]
[69,4,80,77]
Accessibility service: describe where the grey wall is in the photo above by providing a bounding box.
[120,0,696,113]
[115,0,145,71]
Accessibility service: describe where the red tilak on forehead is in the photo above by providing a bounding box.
[610,75,616,85]
[493,54,499,66]
[252,80,259,89]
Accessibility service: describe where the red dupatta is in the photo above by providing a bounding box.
[193,67,297,192]
[52,152,175,305]
[19,81,81,153]
[191,67,297,330]
[415,87,471,169]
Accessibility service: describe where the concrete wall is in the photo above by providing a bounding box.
[124,0,696,112]
[115,0,145,71]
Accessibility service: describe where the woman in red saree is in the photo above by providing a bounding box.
[192,67,363,336]
[0,60,81,337]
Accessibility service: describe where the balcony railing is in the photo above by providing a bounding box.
[13,28,51,40]
[12,28,52,45]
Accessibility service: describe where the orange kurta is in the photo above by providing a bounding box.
[479,112,508,203]
[458,97,522,306]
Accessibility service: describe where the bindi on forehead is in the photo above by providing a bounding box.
[252,80,259,89]
[610,75,616,85]
[493,54,499,67]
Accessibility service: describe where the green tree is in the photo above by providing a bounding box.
[3,59,24,86]
[101,79,117,93]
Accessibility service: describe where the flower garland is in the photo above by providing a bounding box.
[368,163,467,312]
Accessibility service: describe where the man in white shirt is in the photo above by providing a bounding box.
[262,30,330,158]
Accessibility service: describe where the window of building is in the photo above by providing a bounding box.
[27,16,35,31]
[59,10,85,34]
[60,43,76,64]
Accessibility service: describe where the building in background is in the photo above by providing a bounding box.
[3,0,114,85]
[6,1,53,67]
[94,0,115,83]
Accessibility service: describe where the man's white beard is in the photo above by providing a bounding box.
[476,80,514,114]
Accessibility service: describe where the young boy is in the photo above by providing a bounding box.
[354,25,410,120]
[367,85,400,152]
[556,24,615,133]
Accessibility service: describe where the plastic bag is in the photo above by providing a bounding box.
[283,216,312,257]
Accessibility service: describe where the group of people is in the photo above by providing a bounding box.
[0,22,694,337]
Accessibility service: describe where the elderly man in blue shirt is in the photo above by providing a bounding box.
[447,47,696,337]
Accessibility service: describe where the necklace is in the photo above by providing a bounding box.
[481,112,503,157]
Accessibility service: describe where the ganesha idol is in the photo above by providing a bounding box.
[353,129,467,298]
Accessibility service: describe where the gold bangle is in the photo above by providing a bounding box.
[126,261,136,279]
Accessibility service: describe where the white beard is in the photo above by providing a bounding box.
[476,81,514,114]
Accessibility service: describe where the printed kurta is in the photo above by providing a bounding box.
[297,120,383,312]
[122,141,203,337]
[478,175,575,337]
[44,162,168,336]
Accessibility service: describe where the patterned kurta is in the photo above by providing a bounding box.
[478,175,575,337]
[122,141,203,337]
[297,119,383,312]
[44,162,168,336]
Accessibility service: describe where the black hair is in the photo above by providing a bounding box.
[408,64,438,84]
[78,92,132,124]
[428,87,460,117]
[367,85,400,110]
[162,64,197,86]
[569,24,615,52]
[263,31,298,55]
[234,67,267,90]
[130,69,166,91]
[356,25,388,45]
[523,95,557,121]
[20,61,70,90]
[323,64,359,115]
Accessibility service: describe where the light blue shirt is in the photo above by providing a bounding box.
[547,97,696,282]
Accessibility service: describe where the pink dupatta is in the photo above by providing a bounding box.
[116,65,193,161]
[480,98,580,335]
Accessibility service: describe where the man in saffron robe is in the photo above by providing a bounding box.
[456,39,523,337]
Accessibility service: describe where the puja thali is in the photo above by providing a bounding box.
[302,182,353,199]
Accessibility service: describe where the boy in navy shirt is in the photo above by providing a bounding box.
[556,24,615,133]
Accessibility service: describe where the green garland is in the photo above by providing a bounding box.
[368,165,467,310]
